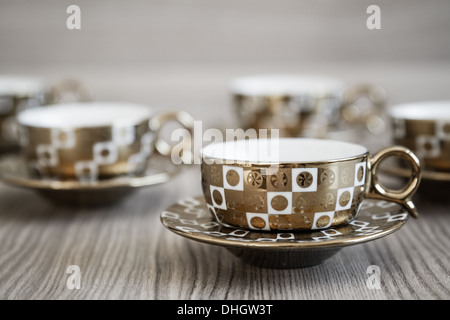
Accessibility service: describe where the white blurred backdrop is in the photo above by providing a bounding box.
[1,0,449,127]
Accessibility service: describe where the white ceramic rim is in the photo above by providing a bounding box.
[201,138,368,164]
[229,74,345,97]
[0,75,46,96]
[389,101,450,121]
[17,102,155,129]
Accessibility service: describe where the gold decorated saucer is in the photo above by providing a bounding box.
[161,196,409,269]
[0,153,183,205]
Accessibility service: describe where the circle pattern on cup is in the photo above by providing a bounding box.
[270,172,289,188]
[271,195,289,211]
[212,190,223,205]
[246,171,263,188]
[226,169,240,187]
[316,215,331,228]
[297,171,313,188]
[339,191,351,207]
[320,169,335,186]
[357,166,364,182]
[250,216,266,229]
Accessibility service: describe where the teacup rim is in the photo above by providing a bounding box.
[389,100,450,121]
[0,75,46,96]
[229,73,345,97]
[201,138,369,165]
[17,102,155,130]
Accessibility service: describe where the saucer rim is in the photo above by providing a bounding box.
[0,153,182,191]
[161,197,408,250]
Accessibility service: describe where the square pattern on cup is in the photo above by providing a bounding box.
[416,135,441,158]
[267,191,292,215]
[209,185,227,210]
[74,160,98,182]
[51,129,76,149]
[292,168,318,192]
[354,162,366,186]
[246,212,270,231]
[223,165,244,191]
[204,160,366,230]
[93,141,119,165]
[311,211,335,230]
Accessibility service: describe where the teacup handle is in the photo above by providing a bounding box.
[46,78,92,104]
[341,83,387,134]
[367,146,422,218]
[149,111,195,160]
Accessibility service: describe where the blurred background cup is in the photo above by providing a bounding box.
[230,74,387,140]
[0,76,92,151]
[17,102,194,182]
[390,101,450,172]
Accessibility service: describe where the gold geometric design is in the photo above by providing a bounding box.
[320,169,335,187]
[246,194,265,212]
[339,191,351,207]
[210,166,222,185]
[270,195,289,211]
[246,171,264,188]
[250,216,266,229]
[270,172,289,188]
[357,166,364,182]
[316,215,331,228]
[294,194,310,212]
[201,155,371,230]
[212,189,223,205]
[320,192,335,210]
[340,167,352,185]
[296,171,313,188]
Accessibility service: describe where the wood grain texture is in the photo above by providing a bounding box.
[0,165,449,300]
[0,0,449,300]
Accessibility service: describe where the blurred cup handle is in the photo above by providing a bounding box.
[149,111,195,163]
[341,83,387,135]
[46,78,93,104]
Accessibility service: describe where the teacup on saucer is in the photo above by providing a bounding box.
[200,138,421,231]
[389,101,450,172]
[17,102,194,182]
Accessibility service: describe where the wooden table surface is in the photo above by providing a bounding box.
[0,158,449,300]
[0,63,450,301]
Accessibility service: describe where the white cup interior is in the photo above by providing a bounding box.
[0,76,45,96]
[229,74,345,97]
[201,138,368,163]
[17,102,154,129]
[389,101,450,121]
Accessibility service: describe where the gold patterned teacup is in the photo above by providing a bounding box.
[0,76,91,148]
[201,138,421,231]
[17,102,194,182]
[230,74,387,138]
[390,101,450,171]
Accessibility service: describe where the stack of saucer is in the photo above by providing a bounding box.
[161,138,422,268]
